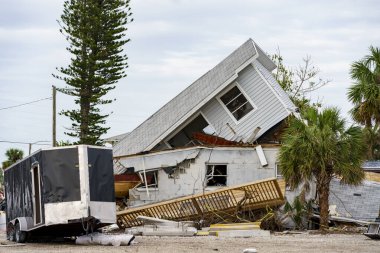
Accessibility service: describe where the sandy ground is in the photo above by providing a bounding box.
[0,232,379,253]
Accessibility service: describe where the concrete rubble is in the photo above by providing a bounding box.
[125,216,271,238]
[75,232,135,246]
[127,216,197,237]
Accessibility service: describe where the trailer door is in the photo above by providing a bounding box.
[31,164,42,225]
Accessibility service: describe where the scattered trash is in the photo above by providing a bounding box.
[215,230,270,238]
[0,242,26,247]
[243,248,257,253]
[279,230,308,235]
[75,232,135,246]
[101,224,121,233]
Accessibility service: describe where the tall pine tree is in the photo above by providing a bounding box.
[54,0,133,145]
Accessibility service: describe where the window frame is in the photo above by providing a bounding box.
[217,82,257,124]
[275,163,283,179]
[137,170,159,190]
[205,164,228,187]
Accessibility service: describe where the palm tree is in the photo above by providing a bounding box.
[363,123,380,160]
[347,46,380,127]
[278,107,366,229]
[2,148,24,170]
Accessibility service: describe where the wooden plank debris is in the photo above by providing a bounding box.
[365,172,380,183]
[116,178,284,229]
[209,222,261,231]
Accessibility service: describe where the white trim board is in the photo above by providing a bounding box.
[252,62,292,115]
[30,163,43,226]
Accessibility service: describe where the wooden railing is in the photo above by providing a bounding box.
[116,178,285,228]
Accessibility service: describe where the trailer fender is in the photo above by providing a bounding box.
[11,217,33,231]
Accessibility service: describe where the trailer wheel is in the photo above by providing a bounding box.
[6,223,16,242]
[15,223,27,243]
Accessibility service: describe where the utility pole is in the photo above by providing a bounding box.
[52,85,57,147]
[28,141,50,155]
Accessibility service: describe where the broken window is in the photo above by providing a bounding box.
[138,170,158,188]
[220,86,253,121]
[206,164,227,186]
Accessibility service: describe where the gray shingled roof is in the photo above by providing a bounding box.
[362,160,380,170]
[114,39,285,157]
[104,133,130,143]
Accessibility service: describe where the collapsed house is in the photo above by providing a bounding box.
[111,39,297,207]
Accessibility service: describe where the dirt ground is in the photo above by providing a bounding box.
[0,232,379,253]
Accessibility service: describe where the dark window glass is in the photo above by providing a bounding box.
[206,165,227,186]
[220,86,253,121]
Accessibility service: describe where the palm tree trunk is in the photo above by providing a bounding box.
[317,175,331,230]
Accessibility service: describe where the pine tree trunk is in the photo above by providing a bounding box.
[80,87,90,144]
[317,176,331,230]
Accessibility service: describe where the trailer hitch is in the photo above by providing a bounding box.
[80,216,100,235]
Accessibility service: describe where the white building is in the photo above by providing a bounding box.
[112,39,297,206]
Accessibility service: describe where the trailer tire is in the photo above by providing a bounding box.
[15,223,27,243]
[6,223,16,242]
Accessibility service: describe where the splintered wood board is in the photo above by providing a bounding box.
[116,178,284,228]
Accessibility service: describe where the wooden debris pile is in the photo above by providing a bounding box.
[116,178,285,229]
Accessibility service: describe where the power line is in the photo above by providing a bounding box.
[0,97,52,111]
[0,140,51,146]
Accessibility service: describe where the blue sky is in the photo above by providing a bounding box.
[1,0,380,163]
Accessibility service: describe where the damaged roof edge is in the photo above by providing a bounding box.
[115,145,281,175]
[114,144,281,160]
[252,41,277,71]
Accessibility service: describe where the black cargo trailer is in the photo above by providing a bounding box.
[4,145,116,242]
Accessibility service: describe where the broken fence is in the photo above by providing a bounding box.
[116,178,285,228]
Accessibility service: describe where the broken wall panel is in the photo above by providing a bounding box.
[124,146,281,206]
[116,178,284,229]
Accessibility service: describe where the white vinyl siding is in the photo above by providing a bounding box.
[255,61,297,111]
[201,63,290,142]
